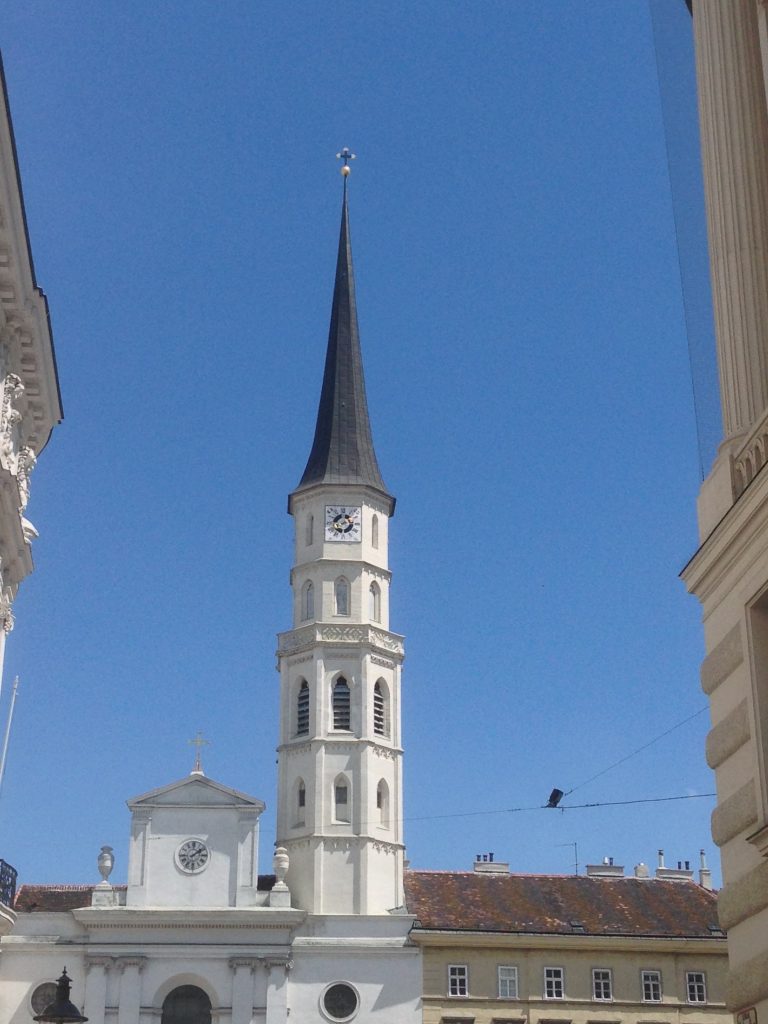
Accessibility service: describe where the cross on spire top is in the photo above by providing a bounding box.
[189,732,210,775]
[336,147,356,178]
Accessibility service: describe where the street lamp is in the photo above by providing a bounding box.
[33,968,88,1024]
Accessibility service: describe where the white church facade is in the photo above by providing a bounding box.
[0,167,422,1024]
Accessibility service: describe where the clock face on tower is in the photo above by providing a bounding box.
[325,505,362,542]
[176,838,209,873]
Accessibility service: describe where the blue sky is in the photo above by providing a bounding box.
[0,1,720,887]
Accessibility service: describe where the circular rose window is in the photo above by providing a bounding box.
[322,983,359,1021]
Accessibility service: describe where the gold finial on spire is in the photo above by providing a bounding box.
[336,147,356,177]
[189,731,210,775]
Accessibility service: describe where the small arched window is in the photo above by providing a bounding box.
[372,515,379,549]
[369,581,381,623]
[334,577,350,616]
[296,680,309,735]
[334,775,351,823]
[333,677,351,730]
[373,680,388,737]
[306,514,314,546]
[376,779,390,828]
[302,581,314,621]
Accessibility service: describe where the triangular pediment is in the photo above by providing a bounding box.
[127,773,265,811]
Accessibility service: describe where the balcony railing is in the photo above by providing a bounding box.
[0,859,17,907]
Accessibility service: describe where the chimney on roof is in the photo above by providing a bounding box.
[473,853,509,874]
[656,853,695,883]
[634,862,650,878]
[699,849,713,890]
[586,860,624,878]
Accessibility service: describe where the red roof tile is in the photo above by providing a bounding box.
[404,871,722,938]
[14,876,277,912]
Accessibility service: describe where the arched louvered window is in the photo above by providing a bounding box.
[302,581,314,621]
[333,677,351,730]
[372,515,379,549]
[296,680,309,735]
[161,986,212,1024]
[334,577,350,616]
[376,779,390,828]
[369,581,381,622]
[334,775,351,823]
[373,680,388,737]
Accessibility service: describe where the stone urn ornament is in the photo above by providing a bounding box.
[97,846,114,885]
[273,846,289,889]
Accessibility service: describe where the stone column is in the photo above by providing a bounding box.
[693,0,768,439]
[84,957,112,1024]
[264,957,292,1024]
[115,957,146,1024]
[230,958,259,1024]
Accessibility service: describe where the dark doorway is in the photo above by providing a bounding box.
[161,985,212,1024]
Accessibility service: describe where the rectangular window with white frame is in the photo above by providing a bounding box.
[592,968,612,1001]
[686,971,707,1004]
[641,969,662,1002]
[497,965,518,999]
[544,967,564,999]
[448,965,469,997]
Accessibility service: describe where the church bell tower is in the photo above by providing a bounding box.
[276,164,405,915]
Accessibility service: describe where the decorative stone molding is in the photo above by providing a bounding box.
[701,623,744,694]
[711,779,758,846]
[284,742,311,757]
[277,624,404,658]
[706,699,751,768]
[85,956,114,972]
[371,840,401,854]
[288,653,313,666]
[324,838,354,852]
[229,957,261,971]
[371,745,396,760]
[370,655,394,669]
[15,445,35,510]
[115,956,146,973]
[264,957,293,971]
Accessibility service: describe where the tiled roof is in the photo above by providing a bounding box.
[404,871,723,938]
[15,876,277,912]
[14,885,124,912]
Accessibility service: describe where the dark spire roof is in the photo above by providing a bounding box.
[292,184,393,511]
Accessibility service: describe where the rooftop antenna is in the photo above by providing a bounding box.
[556,840,579,875]
[0,676,19,798]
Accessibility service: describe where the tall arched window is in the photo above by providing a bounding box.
[302,581,314,621]
[306,514,314,546]
[369,581,381,622]
[373,680,388,737]
[296,680,309,735]
[334,774,351,823]
[161,986,212,1024]
[334,577,350,616]
[376,779,390,828]
[332,677,351,730]
[372,515,379,549]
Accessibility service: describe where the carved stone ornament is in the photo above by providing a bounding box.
[370,654,394,669]
[288,653,314,666]
[372,744,396,760]
[16,445,36,510]
[0,373,23,473]
[0,594,14,634]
